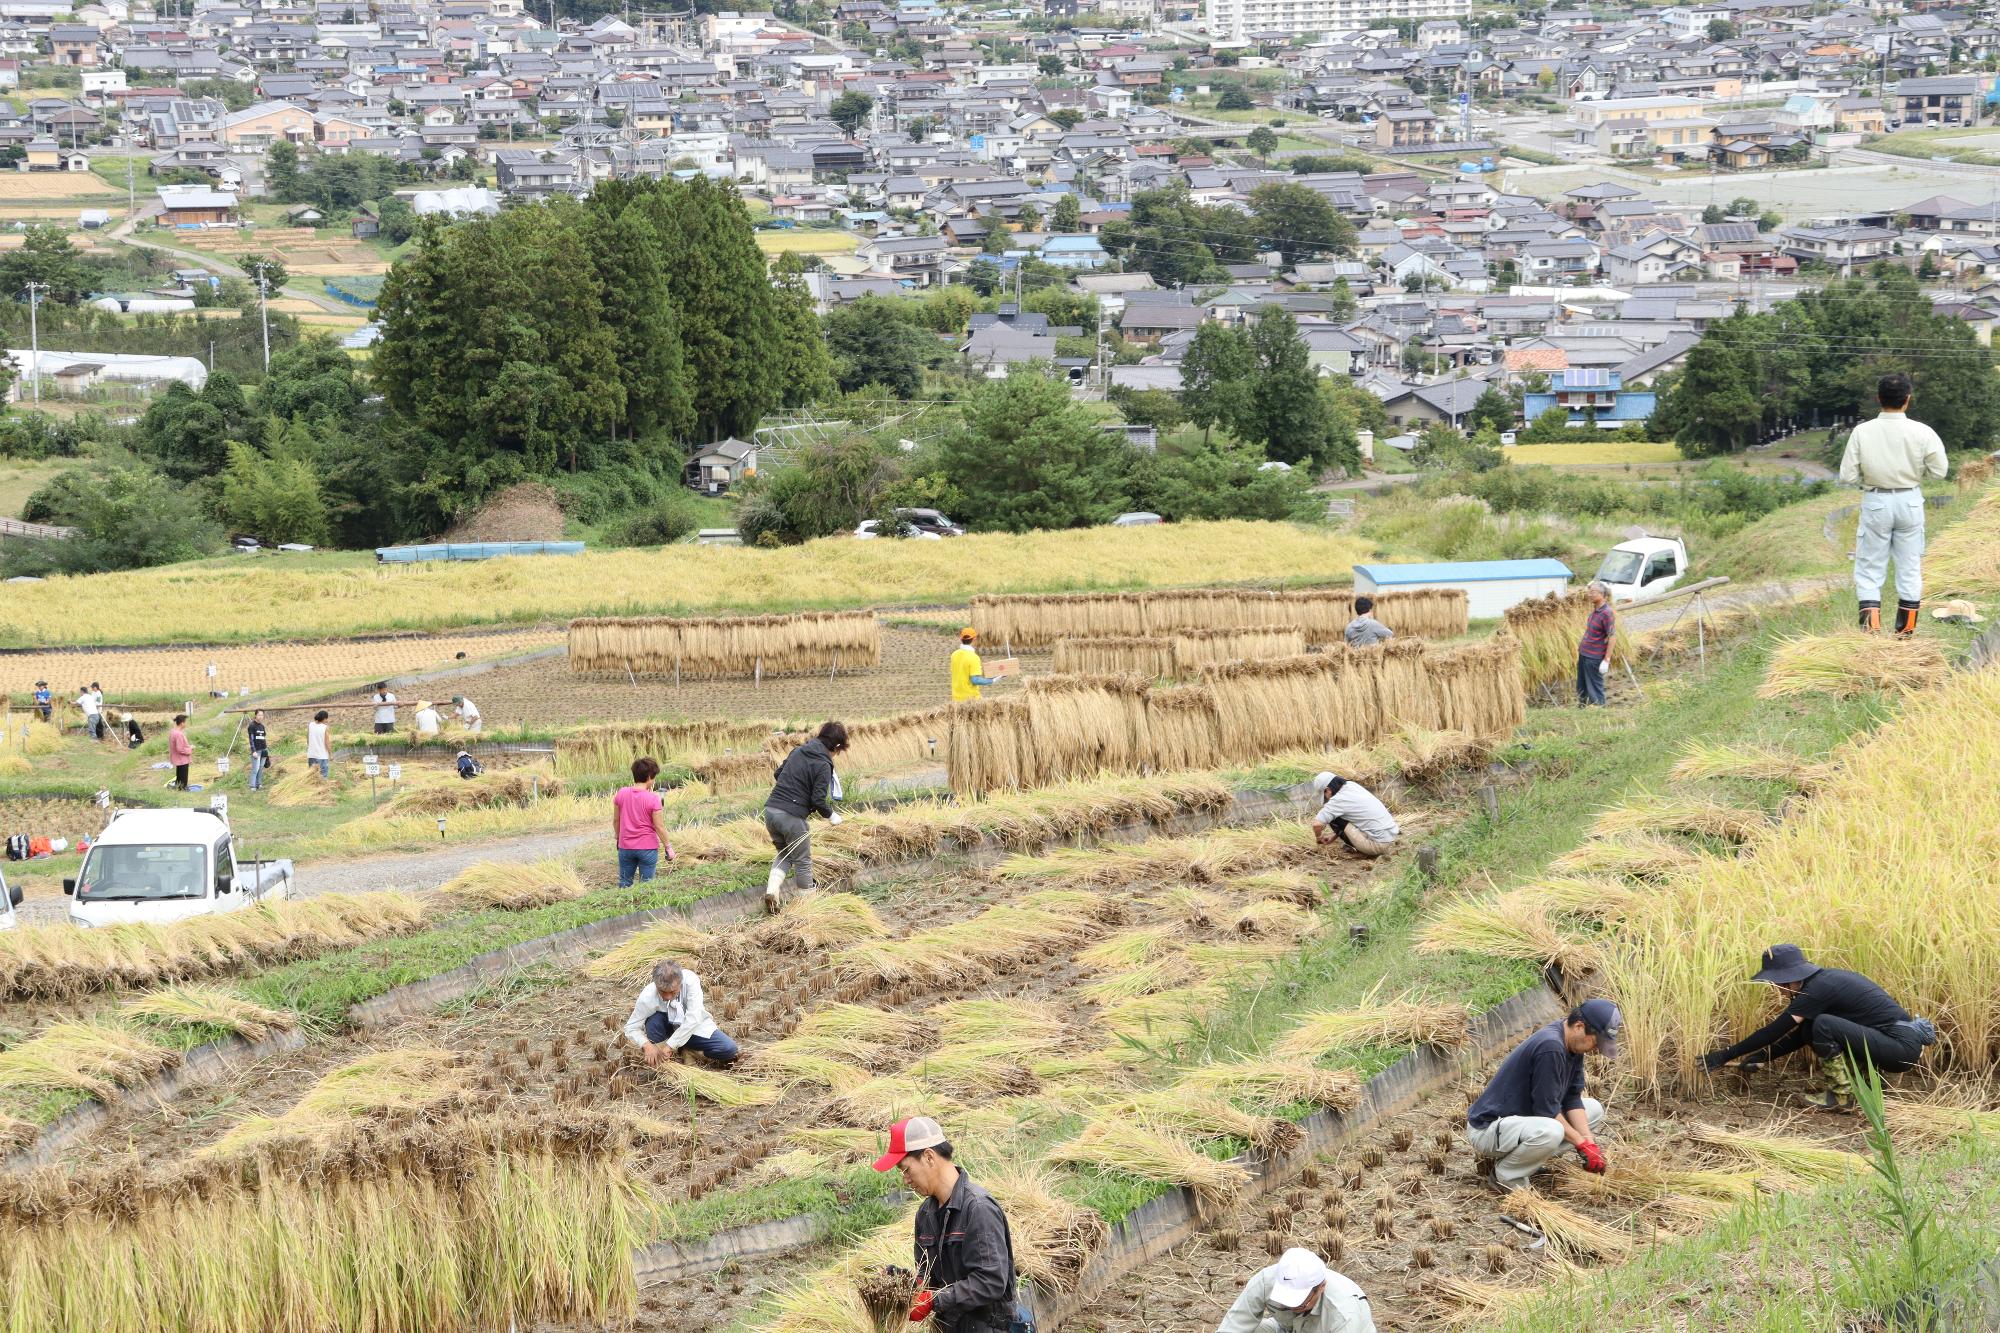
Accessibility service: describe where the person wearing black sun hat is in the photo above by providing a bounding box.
[1703,943,1937,1112]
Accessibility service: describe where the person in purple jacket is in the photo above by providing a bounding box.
[1576,581,1615,707]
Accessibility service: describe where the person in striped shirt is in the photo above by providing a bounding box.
[1576,582,1614,707]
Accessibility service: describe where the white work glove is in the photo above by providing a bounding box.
[1598,659,1609,677]
[828,811,843,825]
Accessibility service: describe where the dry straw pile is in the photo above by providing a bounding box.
[971,588,1467,648]
[947,639,1524,796]
[763,708,952,773]
[567,612,880,679]
[1597,663,2000,1089]
[1759,632,1951,699]
[554,719,775,777]
[1926,480,2000,595]
[1502,591,1636,694]
[0,892,427,1001]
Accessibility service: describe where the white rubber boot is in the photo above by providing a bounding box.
[765,863,786,914]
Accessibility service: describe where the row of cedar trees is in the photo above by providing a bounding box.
[970,588,1469,649]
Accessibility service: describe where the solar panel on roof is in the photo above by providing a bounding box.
[1565,368,1608,388]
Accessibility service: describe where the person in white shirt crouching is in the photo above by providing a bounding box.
[623,958,740,1067]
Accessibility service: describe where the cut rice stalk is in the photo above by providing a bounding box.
[438,858,586,911]
[1076,926,1179,970]
[1232,869,1324,907]
[1550,833,1705,881]
[1670,741,1833,792]
[1047,1119,1252,1211]
[0,1021,179,1099]
[930,998,1069,1045]
[1687,1125,1868,1184]
[651,1060,779,1107]
[1098,985,1228,1040]
[1504,877,1642,926]
[1430,1275,1537,1322]
[1175,1059,1363,1111]
[1230,899,1323,941]
[983,1162,1109,1293]
[1885,1096,2000,1147]
[794,1004,927,1049]
[1501,1188,1633,1262]
[1759,632,1950,700]
[1273,1000,1473,1061]
[123,985,297,1042]
[1589,797,1771,844]
[750,892,887,953]
[585,920,716,980]
[1109,1090,1298,1152]
[1079,954,1198,1003]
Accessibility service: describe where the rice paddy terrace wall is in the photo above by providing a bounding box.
[1051,628,1309,680]
[972,589,1469,650]
[947,638,1525,796]
[567,613,880,680]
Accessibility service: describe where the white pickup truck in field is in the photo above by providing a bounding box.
[62,804,294,928]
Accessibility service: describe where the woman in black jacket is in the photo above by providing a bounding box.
[763,721,848,912]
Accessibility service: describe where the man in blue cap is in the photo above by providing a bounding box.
[1703,943,1935,1113]
[1465,999,1620,1190]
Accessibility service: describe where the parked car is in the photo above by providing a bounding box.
[854,508,964,539]
[0,866,18,932]
[1111,512,1163,526]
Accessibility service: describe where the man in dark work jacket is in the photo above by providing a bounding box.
[873,1115,1018,1332]
[1704,943,1934,1112]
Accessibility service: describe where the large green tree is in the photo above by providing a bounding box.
[0,226,93,305]
[1241,308,1342,469]
[829,90,874,136]
[1249,182,1356,266]
[938,374,1131,530]
[1180,321,1257,443]
[823,296,933,398]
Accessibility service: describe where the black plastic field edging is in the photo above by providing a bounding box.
[4,1026,308,1171]
[628,984,1567,1309]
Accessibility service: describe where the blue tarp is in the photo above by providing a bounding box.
[374,541,585,563]
[1354,559,1574,585]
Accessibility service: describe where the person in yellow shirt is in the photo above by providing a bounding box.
[950,629,1003,702]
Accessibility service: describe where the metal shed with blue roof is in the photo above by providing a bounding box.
[1353,558,1573,620]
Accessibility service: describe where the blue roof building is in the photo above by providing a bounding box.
[1038,235,1109,270]
[1521,368,1658,429]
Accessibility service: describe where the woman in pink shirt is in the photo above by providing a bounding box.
[168,714,192,790]
[612,756,674,887]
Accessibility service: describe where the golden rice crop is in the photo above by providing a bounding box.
[1106,1089,1294,1152]
[439,858,587,910]
[1052,635,1177,679]
[651,1059,779,1107]
[568,611,880,679]
[1381,726,1495,785]
[1597,663,2000,1088]
[1431,1275,1539,1322]
[1759,632,1951,699]
[1047,1118,1253,1211]
[265,763,343,807]
[1098,984,1228,1040]
[123,985,296,1042]
[1501,591,1637,695]
[212,1048,474,1152]
[1925,480,2000,594]
[750,892,887,953]
[1884,1094,2000,1147]
[0,1112,644,1333]
[0,891,427,1000]
[982,1162,1109,1293]
[375,765,564,818]
[1273,1000,1472,1060]
[764,707,952,775]
[1,521,1373,648]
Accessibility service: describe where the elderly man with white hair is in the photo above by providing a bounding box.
[622,958,739,1067]
[1216,1247,1376,1333]
[1576,580,1615,707]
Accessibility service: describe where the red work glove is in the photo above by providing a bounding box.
[908,1290,934,1323]
[1576,1141,1606,1174]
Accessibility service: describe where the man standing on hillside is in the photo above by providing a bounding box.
[1576,582,1614,707]
[1702,944,1935,1113]
[371,682,398,735]
[1839,373,1948,636]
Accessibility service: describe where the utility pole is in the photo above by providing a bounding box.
[252,262,272,373]
[24,282,46,404]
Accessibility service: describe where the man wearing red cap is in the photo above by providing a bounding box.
[1217,1246,1376,1333]
[873,1115,1021,1331]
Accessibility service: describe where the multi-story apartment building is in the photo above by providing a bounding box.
[1204,0,1466,42]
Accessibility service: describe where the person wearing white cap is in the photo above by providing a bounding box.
[1217,1246,1376,1333]
[872,1115,1021,1332]
[1308,772,1399,859]
[452,695,482,733]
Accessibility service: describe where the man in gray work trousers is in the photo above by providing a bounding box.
[1838,373,1947,636]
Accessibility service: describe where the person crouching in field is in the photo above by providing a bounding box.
[623,958,738,1067]
[1309,771,1399,858]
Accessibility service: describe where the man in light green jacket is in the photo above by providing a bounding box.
[1216,1248,1375,1333]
